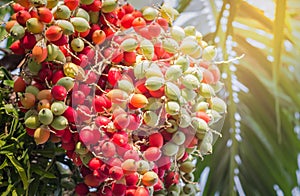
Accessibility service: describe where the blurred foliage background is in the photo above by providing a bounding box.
[1,0,300,195]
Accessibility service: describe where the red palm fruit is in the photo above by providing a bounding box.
[37,7,53,23]
[81,46,95,60]
[149,86,165,98]
[123,149,139,161]
[51,85,67,101]
[93,95,107,112]
[112,183,126,196]
[132,17,146,32]
[100,12,118,26]
[79,128,94,145]
[202,68,214,84]
[122,3,134,14]
[113,113,130,130]
[63,106,77,123]
[75,183,89,196]
[134,187,149,196]
[72,90,85,105]
[101,141,116,158]
[84,174,101,187]
[138,27,152,40]
[102,94,112,108]
[117,144,132,158]
[88,157,102,170]
[10,40,25,54]
[112,132,128,147]
[107,157,122,167]
[154,42,166,58]
[78,84,91,95]
[164,172,179,188]
[45,26,63,42]
[84,70,97,84]
[92,29,106,45]
[130,94,148,109]
[52,70,65,84]
[135,80,148,94]
[64,0,79,10]
[157,17,169,31]
[75,29,90,38]
[127,114,141,131]
[116,7,125,19]
[125,172,139,186]
[112,49,124,64]
[5,20,18,33]
[77,105,91,122]
[179,151,189,162]
[132,10,142,18]
[120,14,135,29]
[148,22,161,38]
[143,147,162,161]
[60,129,72,142]
[156,156,171,170]
[72,53,89,68]
[21,33,37,50]
[38,67,52,82]
[16,10,31,26]
[61,140,75,151]
[95,116,111,128]
[52,34,68,46]
[112,106,126,120]
[54,128,65,137]
[109,166,123,180]
[13,77,26,92]
[29,9,38,18]
[26,127,35,136]
[107,67,122,86]
[86,0,102,12]
[123,51,136,64]
[32,43,48,63]
[195,111,211,123]
[102,25,114,37]
[153,179,163,191]
[11,3,25,12]
[126,187,136,196]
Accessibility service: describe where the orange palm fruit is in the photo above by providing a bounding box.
[32,40,48,63]
[92,29,106,45]
[129,94,148,108]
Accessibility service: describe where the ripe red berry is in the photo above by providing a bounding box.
[143,147,162,161]
[88,157,102,170]
[51,85,67,101]
[120,14,135,29]
[109,166,124,180]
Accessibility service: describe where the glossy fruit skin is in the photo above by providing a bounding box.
[14,77,26,92]
[51,85,67,101]
[34,126,51,144]
[45,26,63,42]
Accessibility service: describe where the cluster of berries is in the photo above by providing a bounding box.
[6,0,226,195]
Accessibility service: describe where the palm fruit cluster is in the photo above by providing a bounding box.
[7,0,227,195]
